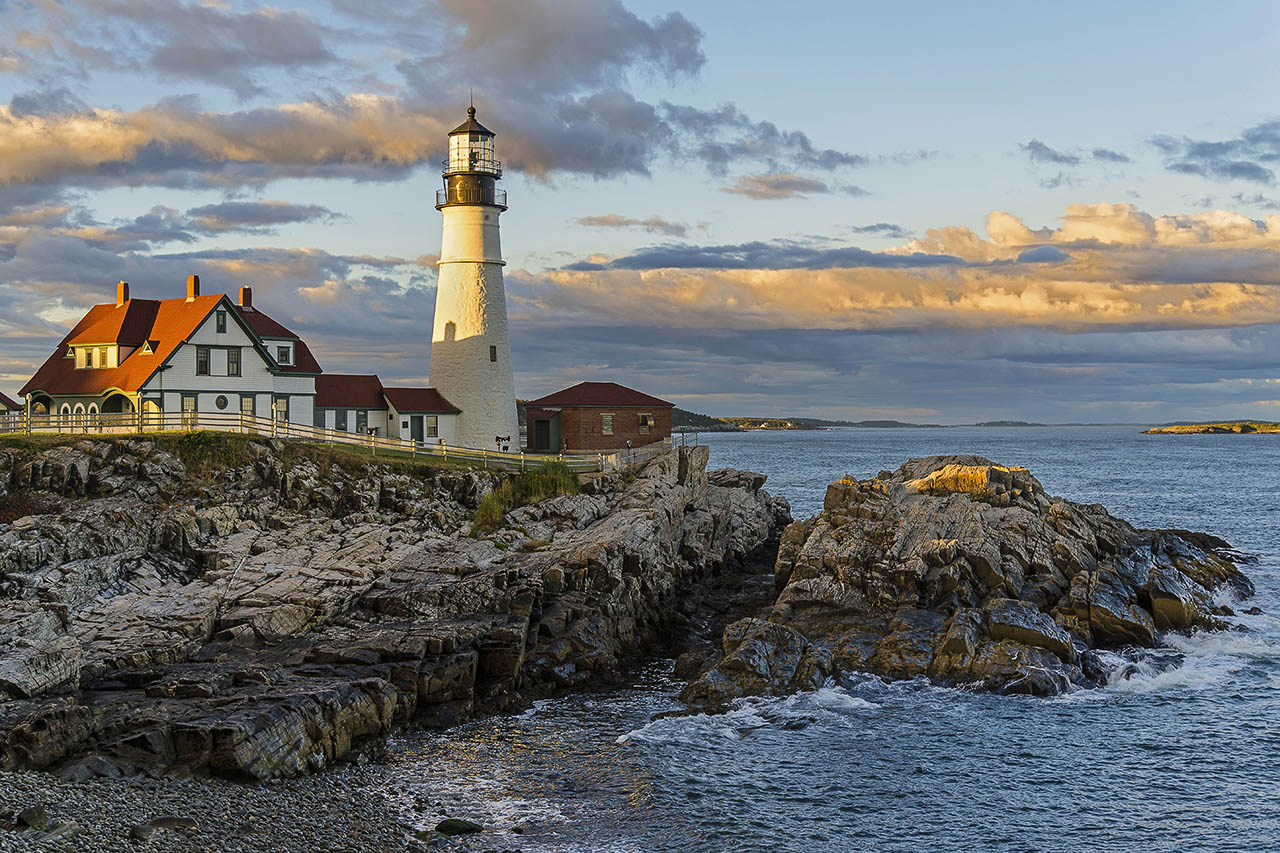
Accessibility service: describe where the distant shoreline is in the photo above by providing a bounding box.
[1143,422,1280,435]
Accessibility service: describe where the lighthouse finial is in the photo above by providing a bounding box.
[468,89,475,118]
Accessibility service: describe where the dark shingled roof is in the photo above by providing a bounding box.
[525,382,674,409]
[315,374,387,410]
[232,305,323,374]
[383,387,460,414]
[0,392,21,411]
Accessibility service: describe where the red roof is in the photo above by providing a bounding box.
[315,374,387,409]
[526,381,674,409]
[525,408,556,420]
[232,306,323,374]
[383,387,459,413]
[0,392,21,411]
[20,292,324,398]
[21,295,225,397]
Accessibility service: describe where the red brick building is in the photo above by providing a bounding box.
[525,382,673,452]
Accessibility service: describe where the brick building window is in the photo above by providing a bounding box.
[601,413,614,435]
[639,413,652,434]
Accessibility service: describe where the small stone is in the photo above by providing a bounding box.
[435,818,483,836]
[130,824,158,842]
[17,804,47,829]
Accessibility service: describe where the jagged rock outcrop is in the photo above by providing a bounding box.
[0,437,787,779]
[684,455,1253,704]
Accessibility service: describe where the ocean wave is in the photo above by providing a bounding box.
[615,682,879,746]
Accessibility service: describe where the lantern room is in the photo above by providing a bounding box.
[437,105,507,209]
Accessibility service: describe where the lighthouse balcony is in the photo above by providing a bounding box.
[436,186,507,208]
[442,156,503,177]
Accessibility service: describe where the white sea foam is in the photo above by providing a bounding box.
[615,681,879,746]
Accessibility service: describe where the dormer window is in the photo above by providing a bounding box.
[277,346,291,365]
[64,347,74,359]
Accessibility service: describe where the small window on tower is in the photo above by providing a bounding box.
[489,346,497,362]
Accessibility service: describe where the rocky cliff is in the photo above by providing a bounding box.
[683,455,1253,704]
[0,436,787,780]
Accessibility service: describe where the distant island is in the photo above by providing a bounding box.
[974,420,1046,427]
[673,408,945,431]
[1143,421,1280,435]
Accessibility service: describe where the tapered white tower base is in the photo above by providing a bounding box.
[430,203,518,450]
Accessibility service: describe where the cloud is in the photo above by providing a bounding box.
[1152,120,1280,185]
[1016,246,1070,263]
[186,200,343,233]
[0,2,876,193]
[721,173,865,200]
[537,202,1280,335]
[2,1,336,100]
[1020,139,1081,166]
[564,239,962,271]
[1092,147,1130,163]
[575,214,688,237]
[850,223,911,239]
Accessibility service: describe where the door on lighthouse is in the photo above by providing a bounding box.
[410,416,424,442]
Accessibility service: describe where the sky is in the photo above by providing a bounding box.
[2,0,1280,424]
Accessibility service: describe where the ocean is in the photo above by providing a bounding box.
[377,427,1280,852]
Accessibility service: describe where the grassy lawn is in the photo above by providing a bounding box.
[0,429,479,477]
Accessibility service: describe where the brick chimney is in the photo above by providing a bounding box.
[116,281,129,306]
[238,285,253,310]
[186,274,200,302]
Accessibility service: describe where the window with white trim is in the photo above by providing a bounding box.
[601,412,614,435]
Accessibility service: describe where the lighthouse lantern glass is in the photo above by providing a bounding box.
[448,131,497,174]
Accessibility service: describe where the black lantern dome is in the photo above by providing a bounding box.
[437,105,506,210]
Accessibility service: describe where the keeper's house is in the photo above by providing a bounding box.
[20,277,320,426]
[19,277,455,442]
[525,382,673,452]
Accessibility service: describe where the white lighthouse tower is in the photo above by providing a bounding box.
[430,105,519,450]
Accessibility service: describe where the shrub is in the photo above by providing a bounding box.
[471,462,579,535]
[0,491,62,524]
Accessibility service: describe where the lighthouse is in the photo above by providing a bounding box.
[430,105,519,450]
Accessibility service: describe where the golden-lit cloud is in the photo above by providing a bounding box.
[0,97,449,187]
[532,202,1280,332]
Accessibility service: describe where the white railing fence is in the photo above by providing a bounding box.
[0,410,673,474]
